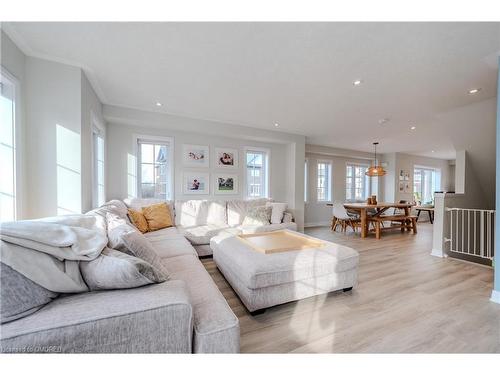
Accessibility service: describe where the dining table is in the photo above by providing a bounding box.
[329,202,415,238]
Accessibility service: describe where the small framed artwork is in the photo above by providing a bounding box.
[183,172,209,195]
[215,147,238,168]
[214,174,238,195]
[399,181,405,193]
[404,182,411,193]
[183,144,209,168]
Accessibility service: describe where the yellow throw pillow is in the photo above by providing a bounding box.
[127,209,149,233]
[142,203,173,231]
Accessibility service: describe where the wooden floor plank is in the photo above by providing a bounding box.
[201,224,500,353]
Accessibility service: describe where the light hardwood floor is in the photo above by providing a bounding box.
[202,224,500,353]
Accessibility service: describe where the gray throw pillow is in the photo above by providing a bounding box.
[80,248,166,290]
[0,262,58,324]
[242,206,272,226]
[120,231,169,281]
[106,212,138,250]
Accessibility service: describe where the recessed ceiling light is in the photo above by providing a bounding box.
[353,79,362,86]
[431,150,435,153]
[155,102,162,107]
[274,123,279,127]
[468,88,481,95]
[410,126,416,130]
[378,118,389,125]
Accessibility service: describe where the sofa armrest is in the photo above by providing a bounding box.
[1,280,193,353]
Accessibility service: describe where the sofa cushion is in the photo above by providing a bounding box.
[142,202,174,231]
[178,225,232,246]
[174,200,227,227]
[143,226,181,238]
[1,262,58,324]
[241,206,271,226]
[147,234,198,259]
[162,254,239,353]
[0,280,194,353]
[80,248,166,290]
[227,198,271,226]
[127,208,149,233]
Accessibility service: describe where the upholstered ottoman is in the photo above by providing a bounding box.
[210,230,359,313]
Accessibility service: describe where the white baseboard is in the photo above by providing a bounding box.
[430,248,448,258]
[490,290,500,304]
[304,221,330,228]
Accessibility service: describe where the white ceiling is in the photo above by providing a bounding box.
[4,22,500,159]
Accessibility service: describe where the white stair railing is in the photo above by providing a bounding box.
[444,208,495,260]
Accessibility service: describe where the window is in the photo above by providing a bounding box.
[93,129,105,207]
[0,70,18,222]
[346,163,371,201]
[137,137,173,200]
[304,159,308,202]
[316,161,332,202]
[245,148,269,198]
[414,167,441,205]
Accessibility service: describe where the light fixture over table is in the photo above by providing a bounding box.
[366,142,387,177]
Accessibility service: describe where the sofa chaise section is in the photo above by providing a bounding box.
[161,254,240,353]
[0,280,193,353]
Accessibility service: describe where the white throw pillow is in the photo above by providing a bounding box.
[266,202,287,224]
[242,206,272,226]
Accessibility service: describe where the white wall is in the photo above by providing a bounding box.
[104,105,306,230]
[24,57,82,218]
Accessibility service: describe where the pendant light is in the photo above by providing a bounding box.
[366,142,386,177]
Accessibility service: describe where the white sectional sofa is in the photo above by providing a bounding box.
[124,198,297,256]
[1,197,296,353]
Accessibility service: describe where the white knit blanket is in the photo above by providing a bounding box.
[0,215,106,261]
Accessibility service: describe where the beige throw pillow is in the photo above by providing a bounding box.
[142,203,173,231]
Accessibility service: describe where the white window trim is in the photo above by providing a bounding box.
[345,161,371,202]
[304,158,309,203]
[316,159,332,203]
[133,134,175,200]
[244,146,271,199]
[1,66,23,219]
[91,111,106,208]
[413,165,442,202]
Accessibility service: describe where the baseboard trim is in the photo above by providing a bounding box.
[430,248,448,258]
[304,221,330,228]
[490,290,500,304]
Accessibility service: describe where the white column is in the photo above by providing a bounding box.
[431,193,448,258]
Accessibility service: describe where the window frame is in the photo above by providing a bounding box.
[345,162,371,202]
[134,134,175,201]
[413,165,441,204]
[316,159,332,203]
[91,112,106,208]
[244,146,270,199]
[304,158,308,203]
[0,66,22,221]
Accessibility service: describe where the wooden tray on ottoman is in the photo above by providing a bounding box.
[237,230,325,254]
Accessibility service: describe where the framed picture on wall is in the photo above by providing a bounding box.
[183,172,209,195]
[214,174,238,195]
[215,147,238,168]
[399,181,405,193]
[404,182,411,193]
[183,144,209,167]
